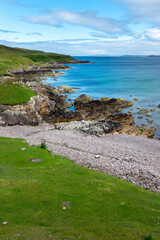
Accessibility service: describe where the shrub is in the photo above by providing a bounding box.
[144,233,153,240]
[40,142,47,149]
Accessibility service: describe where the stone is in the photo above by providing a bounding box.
[147,119,154,124]
[99,97,111,102]
[21,148,26,151]
[29,158,43,163]
[137,107,141,109]
[60,201,71,207]
[57,85,75,94]
[138,109,149,114]
[134,98,139,101]
[108,113,135,126]
[55,119,123,135]
[151,108,157,112]
[146,113,152,117]
[126,127,156,138]
[2,222,7,225]
[75,94,92,103]
[158,104,160,108]
[138,116,143,119]
[54,71,64,77]
[95,155,100,159]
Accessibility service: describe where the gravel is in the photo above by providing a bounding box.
[0,123,160,193]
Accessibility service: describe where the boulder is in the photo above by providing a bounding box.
[138,109,149,114]
[126,127,156,138]
[146,113,152,117]
[57,85,75,94]
[74,97,134,120]
[55,119,123,135]
[151,108,157,112]
[108,113,135,126]
[0,95,56,126]
[75,94,92,103]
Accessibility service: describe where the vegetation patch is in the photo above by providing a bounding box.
[0,137,160,240]
[0,45,73,76]
[0,81,35,105]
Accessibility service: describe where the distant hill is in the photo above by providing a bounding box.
[0,45,74,76]
[148,55,160,57]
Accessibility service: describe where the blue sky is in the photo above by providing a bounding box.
[1,0,160,55]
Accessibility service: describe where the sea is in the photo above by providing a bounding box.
[44,56,160,138]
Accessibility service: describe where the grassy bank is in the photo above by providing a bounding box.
[0,137,160,240]
[0,45,74,76]
[0,81,35,105]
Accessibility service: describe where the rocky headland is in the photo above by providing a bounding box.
[0,62,157,138]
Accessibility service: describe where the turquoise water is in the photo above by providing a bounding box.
[45,56,160,138]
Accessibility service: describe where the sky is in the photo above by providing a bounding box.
[1,0,160,56]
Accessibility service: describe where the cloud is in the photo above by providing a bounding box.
[24,9,125,33]
[90,32,119,39]
[27,32,43,36]
[55,38,98,43]
[0,29,20,33]
[25,14,61,27]
[120,0,160,24]
[145,28,160,41]
[1,38,160,56]
[6,0,35,8]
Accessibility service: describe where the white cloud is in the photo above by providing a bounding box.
[120,0,160,24]
[25,14,61,27]
[26,32,43,36]
[1,38,160,56]
[24,9,124,33]
[0,29,20,33]
[145,28,160,41]
[90,32,119,39]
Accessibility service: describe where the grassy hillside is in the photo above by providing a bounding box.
[0,137,160,240]
[0,45,74,76]
[0,80,35,105]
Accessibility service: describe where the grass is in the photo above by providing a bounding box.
[0,80,35,105]
[0,45,74,76]
[0,137,160,240]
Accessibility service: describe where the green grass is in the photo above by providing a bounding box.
[0,81,35,105]
[0,45,74,76]
[0,137,160,240]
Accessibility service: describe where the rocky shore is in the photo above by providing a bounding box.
[0,61,157,138]
[0,60,160,193]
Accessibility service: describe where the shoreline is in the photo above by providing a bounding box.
[0,60,158,138]
[0,60,160,193]
[0,123,159,193]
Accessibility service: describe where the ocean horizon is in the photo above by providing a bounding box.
[44,56,160,138]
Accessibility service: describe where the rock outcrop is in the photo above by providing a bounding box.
[55,119,123,135]
[74,96,134,120]
[56,85,75,94]
[108,113,135,126]
[0,95,55,126]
